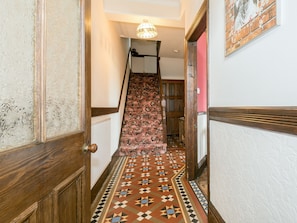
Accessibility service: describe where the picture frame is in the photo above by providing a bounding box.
[225,0,281,56]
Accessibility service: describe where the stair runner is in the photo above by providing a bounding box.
[119,73,167,156]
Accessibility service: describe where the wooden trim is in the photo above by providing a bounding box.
[132,54,157,57]
[184,0,207,181]
[161,79,185,84]
[84,0,91,141]
[184,41,198,180]
[91,150,120,205]
[117,48,131,109]
[91,107,118,117]
[209,201,225,223]
[36,0,43,143]
[209,107,297,135]
[11,202,38,223]
[197,155,207,177]
[84,0,92,221]
[185,0,207,42]
[53,167,85,223]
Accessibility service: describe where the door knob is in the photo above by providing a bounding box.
[83,144,98,153]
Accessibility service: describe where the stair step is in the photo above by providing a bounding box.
[119,72,167,156]
[121,127,164,136]
[122,117,163,125]
[121,119,162,129]
[124,107,161,114]
[119,143,167,156]
[120,136,164,145]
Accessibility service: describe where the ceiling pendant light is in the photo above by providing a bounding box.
[136,20,158,39]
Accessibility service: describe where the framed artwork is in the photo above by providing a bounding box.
[225,0,281,56]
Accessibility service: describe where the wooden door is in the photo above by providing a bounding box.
[0,0,93,222]
[162,80,185,136]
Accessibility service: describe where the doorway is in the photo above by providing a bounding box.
[184,1,208,187]
[161,80,185,148]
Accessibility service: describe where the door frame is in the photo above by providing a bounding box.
[84,0,92,219]
[184,1,207,180]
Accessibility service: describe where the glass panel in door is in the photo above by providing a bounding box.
[0,0,37,150]
[45,0,82,138]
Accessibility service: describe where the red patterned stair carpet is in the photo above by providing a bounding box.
[91,149,207,223]
[119,73,167,156]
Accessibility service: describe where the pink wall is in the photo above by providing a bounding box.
[197,32,207,112]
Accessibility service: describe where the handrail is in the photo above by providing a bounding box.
[118,48,131,109]
[91,48,131,117]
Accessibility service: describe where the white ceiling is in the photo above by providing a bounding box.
[103,0,185,58]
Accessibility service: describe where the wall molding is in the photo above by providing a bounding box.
[209,202,225,223]
[91,150,120,212]
[209,107,297,135]
[209,106,297,222]
[197,155,207,177]
[91,107,118,117]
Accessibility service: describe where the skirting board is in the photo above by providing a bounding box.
[209,201,225,223]
[197,155,207,177]
[91,150,120,213]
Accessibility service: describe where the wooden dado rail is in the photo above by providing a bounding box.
[209,107,297,136]
[91,107,118,117]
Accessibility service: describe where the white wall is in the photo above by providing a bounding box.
[144,56,157,73]
[131,40,158,74]
[209,1,297,106]
[131,56,157,73]
[197,113,207,164]
[131,57,144,73]
[210,122,297,223]
[91,0,130,188]
[182,0,204,33]
[160,57,184,80]
[131,40,157,56]
[91,0,129,107]
[208,0,297,222]
[91,117,111,188]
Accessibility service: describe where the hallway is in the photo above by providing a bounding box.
[91,149,207,223]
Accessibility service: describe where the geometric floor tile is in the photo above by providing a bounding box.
[137,210,152,221]
[189,180,208,214]
[91,149,207,223]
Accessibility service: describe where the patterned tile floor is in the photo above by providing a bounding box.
[91,149,207,223]
[194,168,208,199]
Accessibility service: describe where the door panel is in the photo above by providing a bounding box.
[0,0,36,150]
[10,202,38,223]
[1,134,87,222]
[53,167,84,223]
[0,0,91,222]
[162,80,185,136]
[45,0,82,138]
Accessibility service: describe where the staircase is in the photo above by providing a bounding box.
[119,73,167,156]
